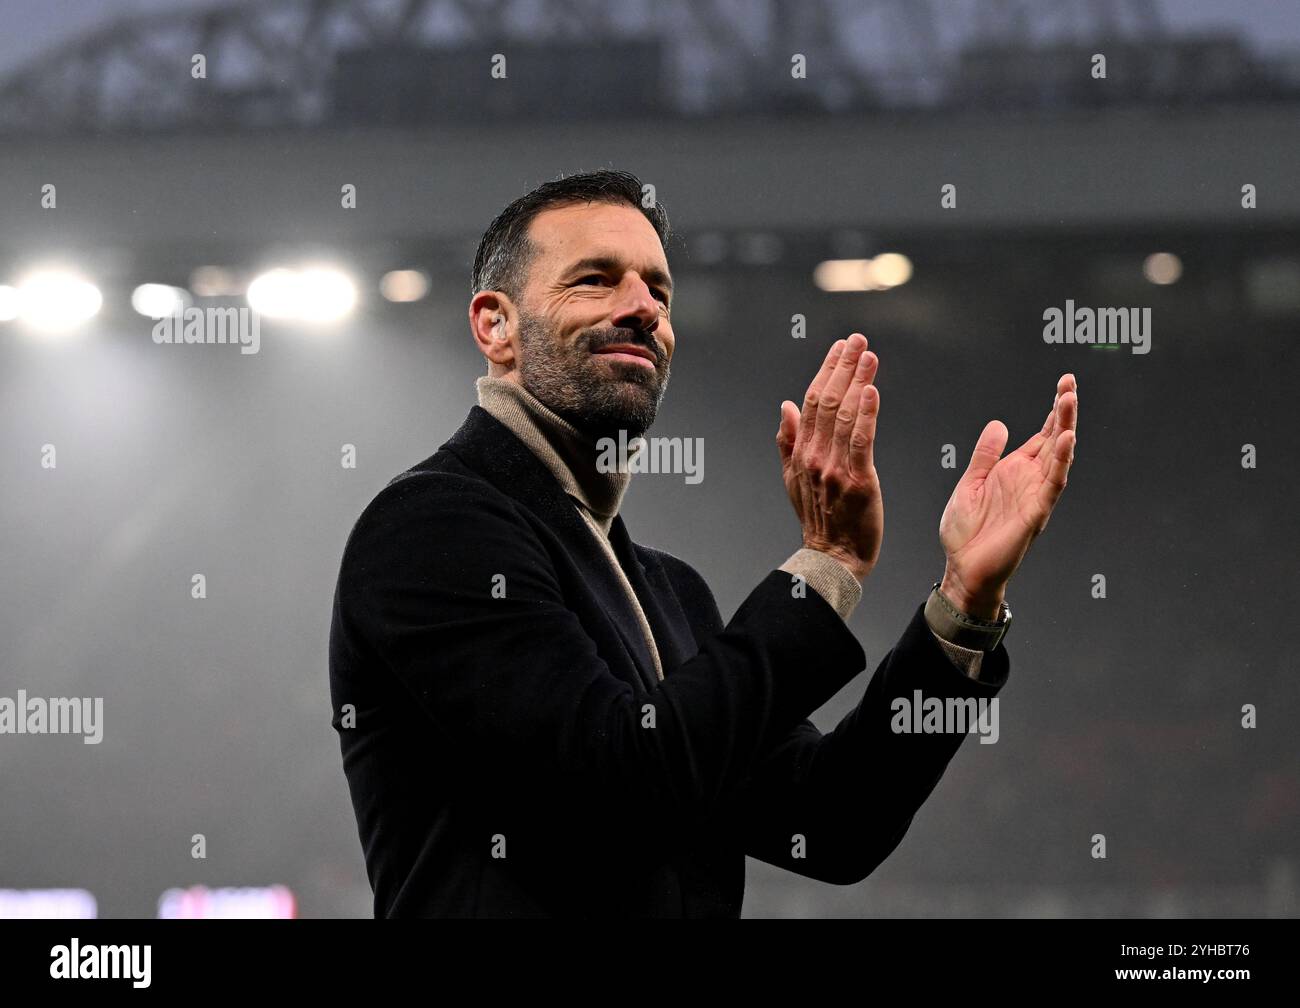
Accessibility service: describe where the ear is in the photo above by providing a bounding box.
[469,291,517,373]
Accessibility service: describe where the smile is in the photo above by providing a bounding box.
[592,345,656,369]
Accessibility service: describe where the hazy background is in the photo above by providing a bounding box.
[1,0,1297,918]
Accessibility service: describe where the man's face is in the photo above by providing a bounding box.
[513,201,675,440]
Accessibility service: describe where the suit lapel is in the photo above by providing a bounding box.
[608,518,699,677]
[443,406,659,691]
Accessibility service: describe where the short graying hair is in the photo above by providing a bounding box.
[470,169,671,302]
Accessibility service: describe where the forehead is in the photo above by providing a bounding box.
[525,201,668,273]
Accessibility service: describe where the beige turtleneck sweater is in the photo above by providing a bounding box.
[475,375,991,681]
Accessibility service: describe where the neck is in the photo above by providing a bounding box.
[476,375,632,532]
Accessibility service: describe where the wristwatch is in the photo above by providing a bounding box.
[925,581,1012,651]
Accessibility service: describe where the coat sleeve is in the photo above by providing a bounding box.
[331,470,867,874]
[713,600,1011,885]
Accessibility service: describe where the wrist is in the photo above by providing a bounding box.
[939,568,1005,620]
[926,580,1013,652]
[780,548,864,620]
[803,540,872,583]
[827,551,872,584]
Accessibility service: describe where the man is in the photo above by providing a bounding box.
[328,169,1078,917]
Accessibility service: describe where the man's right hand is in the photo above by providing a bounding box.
[776,333,883,583]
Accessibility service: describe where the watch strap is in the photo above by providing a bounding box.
[925,581,1010,651]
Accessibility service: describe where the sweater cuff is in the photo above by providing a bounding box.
[928,630,987,681]
[778,548,863,621]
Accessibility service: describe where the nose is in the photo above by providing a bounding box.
[611,275,661,336]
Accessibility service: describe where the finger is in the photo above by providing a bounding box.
[1034,388,1078,464]
[1052,373,1077,433]
[832,349,876,460]
[1049,374,1073,423]
[1041,389,1077,469]
[797,339,845,452]
[847,379,880,482]
[812,333,867,454]
[963,419,1009,483]
[1039,427,1075,517]
[1030,374,1077,456]
[1058,389,1077,432]
[1038,404,1056,439]
[776,400,799,470]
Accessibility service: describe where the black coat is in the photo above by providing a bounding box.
[328,404,1010,917]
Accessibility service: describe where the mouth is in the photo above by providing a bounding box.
[592,343,657,370]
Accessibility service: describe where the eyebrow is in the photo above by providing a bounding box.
[563,255,674,297]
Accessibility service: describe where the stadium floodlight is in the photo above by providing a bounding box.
[247,266,358,322]
[869,252,913,288]
[380,269,429,303]
[131,284,191,318]
[15,270,103,331]
[157,884,296,919]
[814,258,874,292]
[0,888,97,919]
[190,266,242,297]
[0,285,18,321]
[814,254,913,293]
[1143,252,1182,285]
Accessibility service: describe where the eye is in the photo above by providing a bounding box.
[572,274,669,310]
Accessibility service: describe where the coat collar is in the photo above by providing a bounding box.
[474,375,631,534]
[441,404,661,689]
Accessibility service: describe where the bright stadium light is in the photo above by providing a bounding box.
[813,258,873,292]
[247,266,357,322]
[16,271,103,331]
[0,285,18,321]
[0,888,97,919]
[157,884,296,919]
[814,254,912,292]
[190,266,242,297]
[868,252,913,288]
[1143,252,1182,285]
[380,269,429,303]
[131,283,190,318]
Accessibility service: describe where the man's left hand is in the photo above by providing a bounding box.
[937,373,1078,619]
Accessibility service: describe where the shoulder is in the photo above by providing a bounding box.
[367,465,502,519]
[341,456,529,562]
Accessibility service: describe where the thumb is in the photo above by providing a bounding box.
[964,419,1008,482]
[776,401,798,466]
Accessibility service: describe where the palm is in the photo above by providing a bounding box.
[940,376,1077,591]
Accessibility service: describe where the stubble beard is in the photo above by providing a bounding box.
[515,308,670,441]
